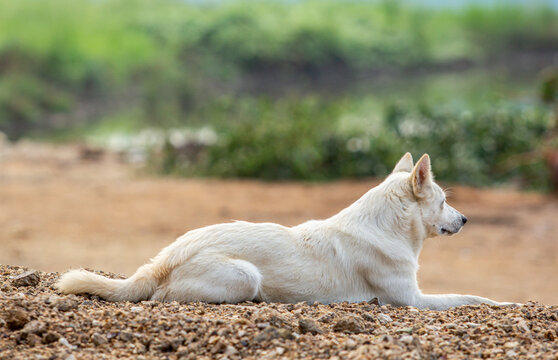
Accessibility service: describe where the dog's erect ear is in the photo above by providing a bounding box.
[411,154,432,197]
[392,152,414,173]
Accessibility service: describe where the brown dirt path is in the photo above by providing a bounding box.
[1,142,557,304]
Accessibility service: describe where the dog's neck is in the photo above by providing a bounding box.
[328,185,427,260]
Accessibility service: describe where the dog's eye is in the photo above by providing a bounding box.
[441,199,445,208]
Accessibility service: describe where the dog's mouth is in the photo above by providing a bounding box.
[440,227,457,235]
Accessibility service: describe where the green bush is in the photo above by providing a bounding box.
[165,97,553,189]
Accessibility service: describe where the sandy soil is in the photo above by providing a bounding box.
[0,142,557,305]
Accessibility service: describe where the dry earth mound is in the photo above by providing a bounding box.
[1,265,557,359]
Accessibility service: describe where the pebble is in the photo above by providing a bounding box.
[118,331,134,342]
[396,327,413,334]
[22,320,46,335]
[332,317,365,334]
[2,307,30,330]
[377,313,393,324]
[43,331,61,344]
[399,334,414,345]
[254,326,280,342]
[2,265,557,359]
[345,339,357,350]
[48,296,78,312]
[59,337,76,350]
[224,345,238,356]
[10,270,40,287]
[368,297,380,305]
[298,318,322,334]
[91,333,108,346]
[278,328,295,340]
[506,350,518,358]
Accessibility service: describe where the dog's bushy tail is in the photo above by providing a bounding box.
[56,262,167,302]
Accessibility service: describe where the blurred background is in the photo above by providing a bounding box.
[0,0,557,304]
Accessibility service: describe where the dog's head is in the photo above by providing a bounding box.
[389,152,467,238]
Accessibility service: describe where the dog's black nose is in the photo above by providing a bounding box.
[461,216,468,224]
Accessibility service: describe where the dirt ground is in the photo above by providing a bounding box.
[1,142,557,305]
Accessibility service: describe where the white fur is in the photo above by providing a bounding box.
[57,153,512,310]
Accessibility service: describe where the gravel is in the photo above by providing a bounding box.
[1,265,557,359]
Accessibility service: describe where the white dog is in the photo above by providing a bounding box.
[57,153,511,310]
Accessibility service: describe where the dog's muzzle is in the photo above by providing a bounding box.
[440,216,467,235]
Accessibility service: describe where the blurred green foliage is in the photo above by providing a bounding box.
[161,96,552,189]
[0,0,556,188]
[1,0,557,137]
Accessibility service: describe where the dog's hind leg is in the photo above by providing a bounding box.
[151,255,262,303]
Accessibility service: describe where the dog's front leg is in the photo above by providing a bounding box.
[414,293,513,310]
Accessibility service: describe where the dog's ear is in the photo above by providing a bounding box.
[411,154,432,197]
[392,152,414,173]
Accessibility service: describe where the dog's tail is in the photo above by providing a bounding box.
[56,262,169,302]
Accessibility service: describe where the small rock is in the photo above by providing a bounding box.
[345,339,357,350]
[254,326,279,342]
[56,298,78,312]
[400,335,414,345]
[157,339,176,352]
[161,337,184,352]
[130,306,143,313]
[278,328,295,340]
[119,331,134,342]
[11,270,40,287]
[299,318,323,334]
[22,320,46,335]
[276,346,286,355]
[396,327,414,334]
[224,345,238,356]
[506,350,518,358]
[0,284,14,292]
[43,331,61,344]
[91,333,108,346]
[333,317,365,334]
[368,297,380,305]
[59,337,76,350]
[318,312,335,323]
[2,307,30,330]
[26,333,42,347]
[377,313,393,324]
[45,294,61,304]
[210,341,227,354]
